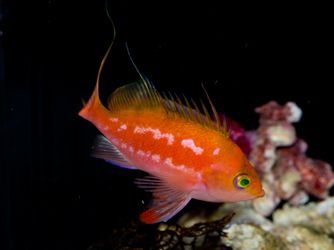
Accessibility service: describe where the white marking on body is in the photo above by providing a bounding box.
[133,126,174,145]
[151,154,160,162]
[109,117,119,123]
[117,124,127,132]
[164,157,173,166]
[129,146,134,153]
[181,139,204,155]
[103,125,109,130]
[121,143,127,149]
[164,157,182,170]
[163,157,198,176]
[137,150,145,157]
[176,164,186,171]
[213,147,220,155]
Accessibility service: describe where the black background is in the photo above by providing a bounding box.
[1,1,333,249]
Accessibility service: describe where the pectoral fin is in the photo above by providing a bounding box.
[135,176,191,224]
[91,135,136,169]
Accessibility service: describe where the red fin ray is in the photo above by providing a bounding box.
[135,176,191,224]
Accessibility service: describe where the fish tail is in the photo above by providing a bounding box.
[79,11,116,120]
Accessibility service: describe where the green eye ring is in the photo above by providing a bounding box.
[234,174,251,190]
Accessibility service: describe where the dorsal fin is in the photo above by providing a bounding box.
[108,43,228,135]
[162,91,229,136]
[108,43,163,111]
[108,80,162,111]
[107,80,229,136]
[202,83,222,130]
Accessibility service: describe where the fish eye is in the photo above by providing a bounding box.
[234,174,251,190]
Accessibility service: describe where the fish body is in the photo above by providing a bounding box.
[79,78,264,223]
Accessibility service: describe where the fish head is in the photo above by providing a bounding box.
[206,143,264,202]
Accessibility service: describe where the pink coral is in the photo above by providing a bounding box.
[296,158,334,199]
[277,140,334,199]
[255,101,302,124]
[249,102,299,175]
[247,101,334,215]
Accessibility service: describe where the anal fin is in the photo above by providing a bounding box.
[91,135,137,169]
[135,176,191,224]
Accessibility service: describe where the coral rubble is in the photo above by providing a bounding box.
[220,198,334,250]
[248,101,334,215]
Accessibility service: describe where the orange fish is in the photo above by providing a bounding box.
[79,44,264,224]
